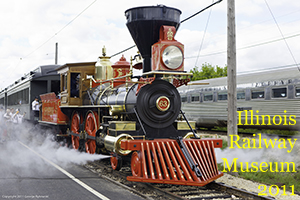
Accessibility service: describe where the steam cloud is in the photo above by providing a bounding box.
[0,121,110,178]
[215,134,300,168]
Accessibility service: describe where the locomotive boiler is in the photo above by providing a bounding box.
[39,5,223,186]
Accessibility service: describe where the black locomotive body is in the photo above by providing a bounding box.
[88,78,183,138]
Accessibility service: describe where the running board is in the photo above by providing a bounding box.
[121,138,223,186]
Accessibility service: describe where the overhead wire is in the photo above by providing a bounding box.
[4,0,98,88]
[237,9,300,31]
[110,45,136,58]
[194,0,214,68]
[110,0,223,59]
[180,0,222,24]
[3,1,300,87]
[22,0,98,60]
[185,32,300,59]
[186,9,300,58]
[264,0,300,71]
[52,0,299,70]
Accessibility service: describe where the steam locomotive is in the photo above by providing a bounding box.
[16,5,224,186]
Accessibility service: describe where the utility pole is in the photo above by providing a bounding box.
[55,43,58,65]
[227,0,237,145]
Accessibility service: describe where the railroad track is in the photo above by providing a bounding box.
[84,159,276,200]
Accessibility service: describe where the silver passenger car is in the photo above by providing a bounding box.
[178,67,300,130]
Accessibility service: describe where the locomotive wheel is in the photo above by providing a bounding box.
[71,112,80,150]
[131,151,142,177]
[84,111,98,154]
[111,154,122,171]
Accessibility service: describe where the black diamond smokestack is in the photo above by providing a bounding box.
[125,5,181,73]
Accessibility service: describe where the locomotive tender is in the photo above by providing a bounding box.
[37,5,223,186]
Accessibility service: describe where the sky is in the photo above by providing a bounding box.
[0,0,300,90]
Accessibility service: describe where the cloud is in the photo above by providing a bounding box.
[0,0,299,89]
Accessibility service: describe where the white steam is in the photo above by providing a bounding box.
[0,121,110,178]
[216,134,300,169]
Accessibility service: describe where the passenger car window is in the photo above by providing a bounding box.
[218,93,227,101]
[204,93,213,101]
[272,88,287,98]
[295,86,300,97]
[191,94,200,102]
[251,90,264,99]
[237,92,245,100]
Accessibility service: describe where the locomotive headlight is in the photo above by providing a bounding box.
[162,45,183,69]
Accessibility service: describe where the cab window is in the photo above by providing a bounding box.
[70,73,80,97]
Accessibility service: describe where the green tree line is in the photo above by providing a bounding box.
[189,63,227,81]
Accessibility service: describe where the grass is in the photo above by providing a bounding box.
[221,138,228,150]
[217,164,300,193]
[198,127,300,192]
[217,140,300,193]
[234,168,300,193]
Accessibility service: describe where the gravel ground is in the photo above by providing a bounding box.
[217,173,300,200]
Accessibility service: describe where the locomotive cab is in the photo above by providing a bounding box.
[57,62,96,106]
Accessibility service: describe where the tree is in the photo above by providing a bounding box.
[189,63,227,81]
